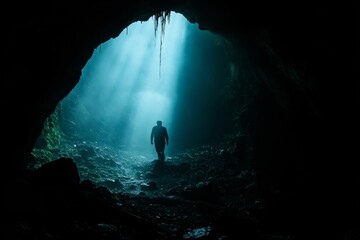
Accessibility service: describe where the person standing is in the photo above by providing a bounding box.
[150,120,169,163]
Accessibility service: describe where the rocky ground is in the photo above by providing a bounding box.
[4,141,293,240]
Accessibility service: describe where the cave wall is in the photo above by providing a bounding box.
[3,1,359,230]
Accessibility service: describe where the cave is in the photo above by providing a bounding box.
[3,1,359,239]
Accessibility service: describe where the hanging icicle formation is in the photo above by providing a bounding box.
[153,11,171,80]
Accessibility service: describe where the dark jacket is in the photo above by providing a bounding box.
[151,125,169,145]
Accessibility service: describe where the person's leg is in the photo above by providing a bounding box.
[160,151,165,162]
[159,143,165,163]
[155,144,161,160]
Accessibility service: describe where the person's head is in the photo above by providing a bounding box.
[156,120,162,126]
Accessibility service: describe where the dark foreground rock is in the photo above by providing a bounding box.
[3,144,359,240]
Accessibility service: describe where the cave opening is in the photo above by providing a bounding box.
[28,11,254,194]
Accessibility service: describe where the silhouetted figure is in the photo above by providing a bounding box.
[151,120,169,164]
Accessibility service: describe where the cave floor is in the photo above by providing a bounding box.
[6,142,291,240]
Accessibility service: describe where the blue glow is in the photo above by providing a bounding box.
[66,12,188,155]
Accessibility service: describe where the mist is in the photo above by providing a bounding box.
[51,12,233,159]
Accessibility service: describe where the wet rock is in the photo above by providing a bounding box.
[140,181,158,191]
[145,171,160,179]
[148,181,158,190]
[165,187,180,196]
[183,226,211,239]
[98,179,124,190]
[127,185,136,191]
[79,145,95,158]
[96,223,118,232]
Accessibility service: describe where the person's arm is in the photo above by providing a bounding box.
[150,127,154,144]
[165,128,169,145]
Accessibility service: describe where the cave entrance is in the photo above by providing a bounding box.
[29,11,251,192]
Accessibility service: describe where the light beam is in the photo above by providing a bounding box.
[67,12,188,156]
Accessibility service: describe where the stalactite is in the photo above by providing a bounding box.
[153,11,171,80]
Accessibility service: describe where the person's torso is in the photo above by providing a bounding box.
[153,126,167,141]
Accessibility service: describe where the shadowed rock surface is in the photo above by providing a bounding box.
[2,2,359,240]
